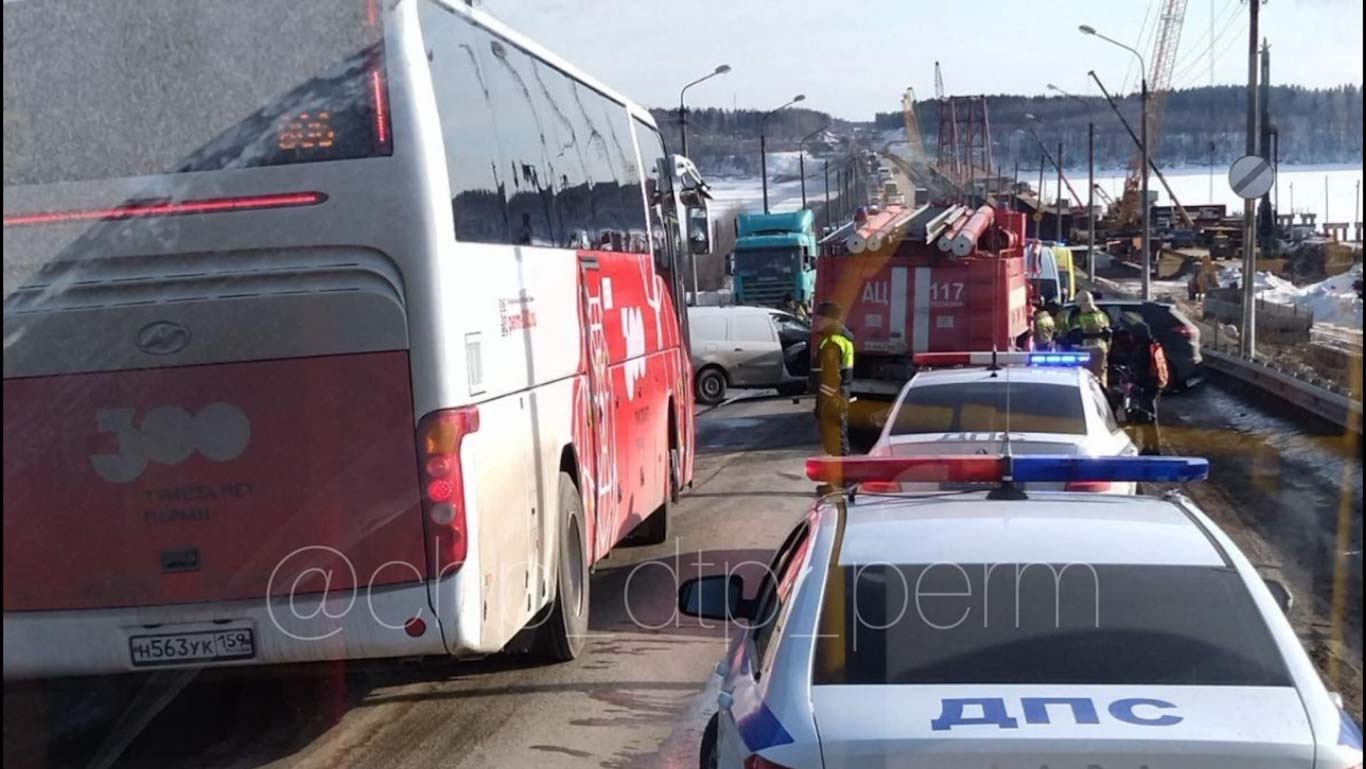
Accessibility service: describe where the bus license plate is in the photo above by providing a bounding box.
[129,627,255,667]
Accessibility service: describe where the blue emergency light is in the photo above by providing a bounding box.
[806,454,1209,485]
[1028,352,1090,367]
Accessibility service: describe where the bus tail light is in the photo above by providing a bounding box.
[417,407,480,577]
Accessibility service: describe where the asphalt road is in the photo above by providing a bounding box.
[3,395,820,769]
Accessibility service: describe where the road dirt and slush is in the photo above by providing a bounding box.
[3,388,1361,768]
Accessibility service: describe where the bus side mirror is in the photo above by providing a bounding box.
[688,206,711,256]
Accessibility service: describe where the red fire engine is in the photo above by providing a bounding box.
[812,203,1030,430]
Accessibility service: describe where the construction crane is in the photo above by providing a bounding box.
[1093,183,1117,208]
[900,87,927,164]
[1118,0,1189,226]
[894,87,960,203]
[934,61,945,101]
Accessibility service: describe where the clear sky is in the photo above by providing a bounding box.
[479,0,1364,120]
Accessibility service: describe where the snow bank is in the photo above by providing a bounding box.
[764,150,812,181]
[1218,264,1364,329]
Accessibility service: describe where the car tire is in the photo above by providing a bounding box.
[696,367,727,405]
[699,713,720,769]
[533,473,590,662]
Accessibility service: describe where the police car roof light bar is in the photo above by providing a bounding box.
[913,351,1090,368]
[805,455,1210,485]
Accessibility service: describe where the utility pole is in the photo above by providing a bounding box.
[1012,159,1020,212]
[824,159,831,231]
[1209,142,1216,201]
[1258,39,1274,251]
[1088,121,1096,280]
[1038,153,1045,211]
[1056,142,1064,242]
[760,131,770,214]
[1240,0,1260,359]
[1140,72,1150,300]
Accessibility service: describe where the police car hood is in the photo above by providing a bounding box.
[811,684,1316,768]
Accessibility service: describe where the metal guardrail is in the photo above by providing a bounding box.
[1082,274,1363,434]
[1200,347,1363,434]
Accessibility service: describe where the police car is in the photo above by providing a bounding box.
[682,455,1363,769]
[868,351,1138,493]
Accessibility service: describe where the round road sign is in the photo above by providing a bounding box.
[1228,154,1274,200]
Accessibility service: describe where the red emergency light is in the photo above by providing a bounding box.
[806,455,1003,484]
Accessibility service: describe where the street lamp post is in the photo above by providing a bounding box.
[1080,24,1151,300]
[760,94,806,214]
[823,159,832,231]
[678,64,731,158]
[798,121,831,211]
[1049,83,1097,281]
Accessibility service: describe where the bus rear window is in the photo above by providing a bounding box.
[813,564,1291,686]
[3,0,390,186]
[891,382,1087,435]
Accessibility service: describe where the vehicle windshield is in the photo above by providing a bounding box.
[813,564,1292,686]
[733,246,801,274]
[891,381,1088,435]
[1029,277,1060,301]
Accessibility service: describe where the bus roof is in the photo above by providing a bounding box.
[450,1,658,130]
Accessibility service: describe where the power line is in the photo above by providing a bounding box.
[1170,0,1241,80]
[1173,13,1248,89]
[1170,0,1238,73]
[1120,0,1160,95]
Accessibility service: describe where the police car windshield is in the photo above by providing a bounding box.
[812,564,1291,686]
[890,382,1087,436]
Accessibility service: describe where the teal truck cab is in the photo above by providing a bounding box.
[729,209,818,307]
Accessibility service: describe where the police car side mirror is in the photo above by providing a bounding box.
[679,574,749,621]
[1263,577,1294,614]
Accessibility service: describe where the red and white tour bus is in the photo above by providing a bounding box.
[2,0,707,675]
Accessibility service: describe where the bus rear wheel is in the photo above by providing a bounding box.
[533,472,589,661]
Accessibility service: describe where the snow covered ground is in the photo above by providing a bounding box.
[1217,263,1363,330]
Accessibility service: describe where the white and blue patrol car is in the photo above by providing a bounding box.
[868,352,1138,494]
[682,455,1363,769]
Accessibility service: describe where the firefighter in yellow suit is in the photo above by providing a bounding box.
[813,301,855,457]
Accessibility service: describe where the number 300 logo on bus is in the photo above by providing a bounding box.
[89,403,251,483]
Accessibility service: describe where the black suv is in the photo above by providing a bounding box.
[1064,299,1204,389]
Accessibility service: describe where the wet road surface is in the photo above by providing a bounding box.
[3,396,820,769]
